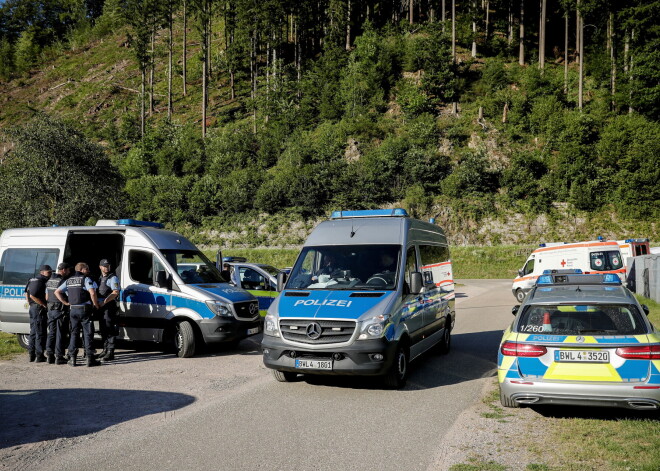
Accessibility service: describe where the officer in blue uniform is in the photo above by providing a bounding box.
[55,262,101,367]
[24,265,52,362]
[97,259,121,362]
[45,262,72,364]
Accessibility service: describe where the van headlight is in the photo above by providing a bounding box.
[358,314,389,340]
[206,300,233,317]
[264,314,280,337]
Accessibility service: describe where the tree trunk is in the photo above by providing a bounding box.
[629,29,634,114]
[609,12,616,110]
[485,1,490,41]
[149,31,155,115]
[508,0,513,45]
[167,0,173,120]
[564,13,568,94]
[452,0,457,115]
[346,0,351,50]
[471,0,477,58]
[182,0,187,97]
[409,0,413,24]
[141,68,145,138]
[539,0,546,69]
[578,1,583,111]
[519,0,524,65]
[442,0,446,32]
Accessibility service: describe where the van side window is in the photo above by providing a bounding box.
[240,267,267,290]
[404,246,417,288]
[419,245,450,286]
[0,248,59,285]
[129,250,155,285]
[522,259,535,276]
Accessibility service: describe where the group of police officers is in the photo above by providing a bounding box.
[24,259,121,367]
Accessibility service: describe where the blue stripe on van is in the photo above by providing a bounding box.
[278,290,388,319]
[0,285,26,299]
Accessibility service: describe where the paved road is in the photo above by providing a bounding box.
[0,279,515,471]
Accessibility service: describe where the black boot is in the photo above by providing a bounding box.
[95,349,107,360]
[87,356,101,367]
[47,353,55,364]
[101,350,115,362]
[55,356,67,365]
[68,356,77,367]
[29,352,36,362]
[35,355,46,363]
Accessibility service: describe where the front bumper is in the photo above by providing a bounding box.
[261,335,397,376]
[500,379,660,410]
[198,317,262,344]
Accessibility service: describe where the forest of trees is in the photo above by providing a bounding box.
[0,1,658,237]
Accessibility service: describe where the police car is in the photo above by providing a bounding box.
[499,269,659,410]
[223,257,282,316]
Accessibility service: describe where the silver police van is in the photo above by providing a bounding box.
[262,209,456,388]
[0,219,261,357]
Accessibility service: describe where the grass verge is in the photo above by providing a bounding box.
[0,332,24,360]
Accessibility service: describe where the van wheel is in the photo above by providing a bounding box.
[16,334,30,350]
[272,370,297,382]
[174,320,196,358]
[438,324,451,355]
[500,387,520,408]
[384,344,408,389]
[515,289,526,303]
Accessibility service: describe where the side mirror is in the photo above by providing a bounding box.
[155,270,171,290]
[518,269,524,277]
[512,305,520,316]
[642,304,650,316]
[215,250,223,270]
[277,272,288,292]
[410,272,423,294]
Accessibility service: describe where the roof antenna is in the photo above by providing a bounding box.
[350,224,356,238]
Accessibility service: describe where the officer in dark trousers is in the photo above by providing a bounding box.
[45,262,72,364]
[97,259,120,362]
[25,265,52,362]
[55,262,101,367]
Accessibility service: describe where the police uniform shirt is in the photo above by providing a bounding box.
[25,275,48,305]
[58,276,98,304]
[99,274,120,302]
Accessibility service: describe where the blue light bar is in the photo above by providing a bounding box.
[330,209,409,219]
[597,235,604,241]
[539,243,546,247]
[537,275,553,284]
[602,274,620,283]
[117,219,164,229]
[542,269,583,274]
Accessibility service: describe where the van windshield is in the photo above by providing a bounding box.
[160,250,226,284]
[286,245,400,290]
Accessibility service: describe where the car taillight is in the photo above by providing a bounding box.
[616,345,660,360]
[501,341,547,357]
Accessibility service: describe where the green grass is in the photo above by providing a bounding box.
[0,332,24,360]
[449,460,508,471]
[635,294,660,326]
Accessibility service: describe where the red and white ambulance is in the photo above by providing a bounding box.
[512,239,625,302]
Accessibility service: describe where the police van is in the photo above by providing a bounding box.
[512,239,625,302]
[0,219,261,357]
[261,209,455,388]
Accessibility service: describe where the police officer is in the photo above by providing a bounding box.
[97,259,120,362]
[25,265,52,362]
[45,262,72,364]
[55,262,101,367]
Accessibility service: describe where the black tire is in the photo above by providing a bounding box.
[272,370,297,382]
[515,289,526,303]
[174,320,196,358]
[16,334,30,350]
[384,343,409,389]
[500,388,520,408]
[437,322,451,355]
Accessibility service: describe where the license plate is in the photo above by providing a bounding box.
[554,350,610,363]
[295,359,333,370]
[247,326,260,336]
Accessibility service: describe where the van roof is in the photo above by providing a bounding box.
[0,225,197,251]
[304,217,446,246]
[532,240,619,254]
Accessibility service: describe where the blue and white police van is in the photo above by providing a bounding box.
[262,209,455,388]
[0,219,261,357]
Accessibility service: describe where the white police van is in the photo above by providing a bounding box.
[262,209,455,388]
[0,219,261,357]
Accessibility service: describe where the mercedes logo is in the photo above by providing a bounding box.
[249,303,258,315]
[576,336,585,343]
[306,322,322,340]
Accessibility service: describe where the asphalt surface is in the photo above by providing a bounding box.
[0,279,514,471]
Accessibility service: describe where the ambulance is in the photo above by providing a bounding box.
[512,239,625,302]
[261,208,455,389]
[617,238,650,265]
[0,219,261,357]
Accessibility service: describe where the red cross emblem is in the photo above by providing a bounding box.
[560,259,566,267]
